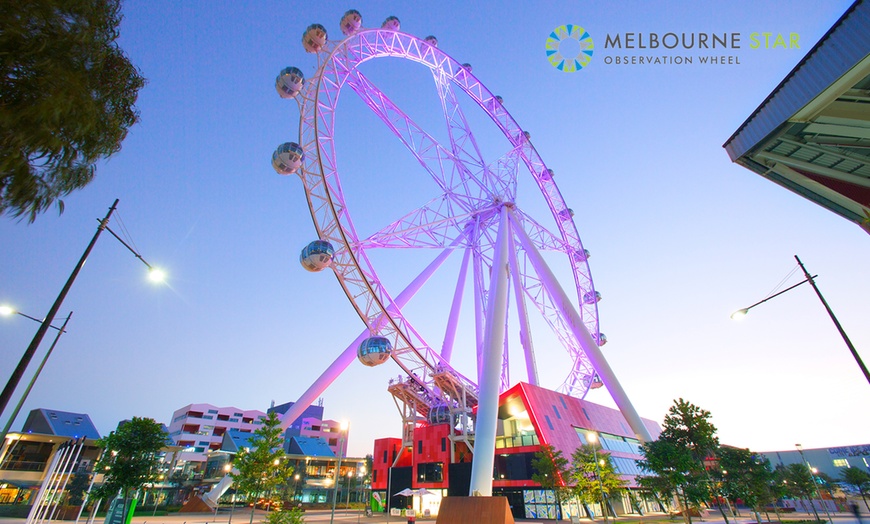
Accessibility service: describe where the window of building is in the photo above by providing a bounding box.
[418,440,423,454]
[383,450,388,463]
[544,415,554,430]
[833,459,849,467]
[373,470,378,483]
[442,438,447,452]
[553,405,561,419]
[559,397,568,410]
[417,462,443,482]
[208,410,218,414]
[493,452,535,480]
[234,412,243,417]
[329,438,337,446]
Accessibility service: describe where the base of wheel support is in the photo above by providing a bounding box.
[435,496,515,524]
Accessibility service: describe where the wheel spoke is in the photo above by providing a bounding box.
[344,69,495,210]
[358,196,497,250]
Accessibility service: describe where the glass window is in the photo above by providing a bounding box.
[416,462,443,482]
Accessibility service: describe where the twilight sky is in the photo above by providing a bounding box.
[1,0,868,458]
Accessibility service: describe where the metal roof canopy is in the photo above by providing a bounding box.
[724,0,870,234]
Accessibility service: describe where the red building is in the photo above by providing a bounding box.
[372,382,662,520]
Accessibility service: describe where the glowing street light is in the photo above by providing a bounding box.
[731,255,868,385]
[329,420,349,524]
[0,311,72,444]
[0,199,166,421]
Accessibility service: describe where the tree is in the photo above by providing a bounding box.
[570,444,626,518]
[637,399,719,524]
[92,417,168,524]
[532,444,571,520]
[0,0,146,222]
[67,470,91,507]
[637,437,696,522]
[230,412,294,524]
[778,463,822,522]
[717,447,778,523]
[841,467,870,510]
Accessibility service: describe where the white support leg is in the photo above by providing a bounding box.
[508,233,539,386]
[469,206,512,496]
[203,242,459,505]
[472,218,485,384]
[441,245,472,364]
[509,213,653,443]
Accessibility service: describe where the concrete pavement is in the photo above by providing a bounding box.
[1,508,865,524]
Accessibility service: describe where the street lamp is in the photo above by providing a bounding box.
[731,255,868,385]
[795,444,832,523]
[329,420,349,524]
[0,311,73,445]
[224,464,235,524]
[0,199,166,421]
[587,431,609,524]
[293,474,300,502]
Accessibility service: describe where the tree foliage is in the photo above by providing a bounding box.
[92,417,167,501]
[0,0,146,221]
[717,447,778,522]
[531,444,571,519]
[841,467,870,510]
[637,399,719,524]
[570,443,626,508]
[230,412,294,521]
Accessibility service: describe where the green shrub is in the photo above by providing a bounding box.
[265,507,304,524]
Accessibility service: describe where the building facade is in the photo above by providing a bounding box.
[371,382,662,520]
[166,403,266,475]
[0,410,102,513]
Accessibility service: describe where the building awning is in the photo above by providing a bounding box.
[724,0,870,233]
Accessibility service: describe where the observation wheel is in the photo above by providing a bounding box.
[272,10,650,494]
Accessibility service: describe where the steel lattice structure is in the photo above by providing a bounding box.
[292,26,603,405]
[202,13,653,504]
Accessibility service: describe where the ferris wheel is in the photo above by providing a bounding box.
[270,9,650,496]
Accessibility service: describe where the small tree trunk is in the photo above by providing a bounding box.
[679,488,692,524]
[715,497,729,524]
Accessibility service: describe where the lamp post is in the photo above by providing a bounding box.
[345,470,353,507]
[795,444,832,523]
[731,255,868,385]
[0,311,73,446]
[224,464,235,524]
[0,199,166,420]
[329,421,349,524]
[587,432,609,524]
[293,474,300,502]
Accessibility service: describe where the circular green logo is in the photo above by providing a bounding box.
[546,24,594,72]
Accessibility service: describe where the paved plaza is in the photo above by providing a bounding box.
[1,508,867,524]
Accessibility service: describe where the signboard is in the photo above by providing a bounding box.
[103,498,137,524]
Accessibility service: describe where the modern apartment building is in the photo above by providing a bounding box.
[166,403,265,467]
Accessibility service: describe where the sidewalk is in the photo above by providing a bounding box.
[0,509,862,524]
